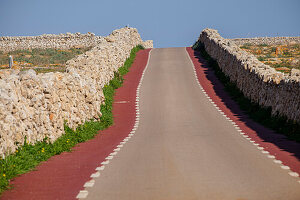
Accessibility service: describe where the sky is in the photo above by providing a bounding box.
[0,0,299,48]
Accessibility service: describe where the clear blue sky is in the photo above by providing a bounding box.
[0,0,299,48]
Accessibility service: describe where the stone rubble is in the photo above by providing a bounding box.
[0,27,153,158]
[198,29,300,124]
[229,36,300,46]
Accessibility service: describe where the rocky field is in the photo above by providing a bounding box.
[0,47,92,74]
[240,43,300,73]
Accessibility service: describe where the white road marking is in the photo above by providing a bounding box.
[281,165,290,170]
[273,160,282,164]
[267,155,276,159]
[76,190,88,199]
[84,180,95,188]
[101,160,109,165]
[289,172,299,177]
[90,172,100,178]
[110,152,118,156]
[114,148,121,151]
[96,166,105,171]
[106,155,114,160]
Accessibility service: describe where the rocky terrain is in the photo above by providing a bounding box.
[239,43,300,73]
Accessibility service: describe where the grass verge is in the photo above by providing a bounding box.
[192,41,300,142]
[0,45,145,195]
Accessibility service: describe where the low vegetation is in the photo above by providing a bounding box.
[240,43,300,73]
[192,41,300,142]
[0,45,144,195]
[0,47,92,74]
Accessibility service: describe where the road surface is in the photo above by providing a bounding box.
[84,48,300,200]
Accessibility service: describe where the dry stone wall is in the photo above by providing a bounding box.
[198,29,300,123]
[0,32,102,52]
[229,37,300,46]
[0,27,153,158]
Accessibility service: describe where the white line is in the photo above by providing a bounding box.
[273,160,282,164]
[76,190,88,199]
[110,152,118,156]
[90,172,100,178]
[96,166,105,171]
[101,160,109,165]
[84,180,95,188]
[267,155,276,159]
[289,172,299,177]
[281,165,290,170]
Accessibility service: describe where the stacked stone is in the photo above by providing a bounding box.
[199,29,300,124]
[229,37,300,46]
[0,32,103,52]
[0,27,153,158]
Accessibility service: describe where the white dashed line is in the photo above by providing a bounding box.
[110,152,118,156]
[96,166,105,171]
[101,160,109,165]
[289,172,299,177]
[267,155,276,159]
[273,160,283,164]
[90,172,100,178]
[113,148,121,152]
[84,180,95,188]
[76,190,88,199]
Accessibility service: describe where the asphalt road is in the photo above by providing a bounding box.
[85,47,300,200]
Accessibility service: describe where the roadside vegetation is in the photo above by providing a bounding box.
[0,47,92,74]
[0,45,144,195]
[240,43,300,73]
[192,41,300,142]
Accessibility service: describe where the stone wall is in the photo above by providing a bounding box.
[198,29,300,123]
[0,32,103,52]
[0,27,153,158]
[229,36,300,46]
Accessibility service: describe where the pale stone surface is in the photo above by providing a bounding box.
[229,37,300,46]
[0,27,153,158]
[198,29,300,124]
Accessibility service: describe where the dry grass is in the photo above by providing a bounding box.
[0,47,92,73]
[240,43,300,73]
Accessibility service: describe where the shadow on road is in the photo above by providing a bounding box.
[192,50,300,161]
